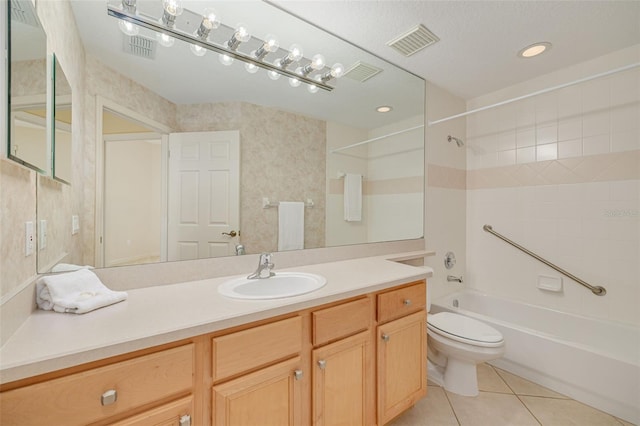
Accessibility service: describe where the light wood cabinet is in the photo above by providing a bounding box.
[111,396,193,426]
[0,279,428,426]
[312,330,374,426]
[212,357,303,426]
[0,344,195,426]
[377,310,427,425]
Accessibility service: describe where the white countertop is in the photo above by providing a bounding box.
[0,253,433,384]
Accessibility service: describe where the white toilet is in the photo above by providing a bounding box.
[427,292,505,396]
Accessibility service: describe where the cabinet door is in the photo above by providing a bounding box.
[377,310,427,425]
[312,331,373,426]
[111,396,193,426]
[212,357,303,426]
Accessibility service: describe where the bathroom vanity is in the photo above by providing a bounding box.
[0,256,430,425]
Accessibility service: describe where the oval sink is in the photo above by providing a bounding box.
[218,272,327,300]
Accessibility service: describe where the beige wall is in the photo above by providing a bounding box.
[466,45,640,326]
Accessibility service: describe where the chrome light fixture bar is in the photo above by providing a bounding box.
[107,4,335,92]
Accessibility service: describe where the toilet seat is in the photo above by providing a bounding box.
[428,312,504,348]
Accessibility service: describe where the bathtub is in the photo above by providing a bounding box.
[430,290,640,425]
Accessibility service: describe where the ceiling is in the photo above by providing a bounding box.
[271,0,640,100]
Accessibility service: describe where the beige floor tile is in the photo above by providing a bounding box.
[477,363,512,394]
[388,385,459,426]
[495,368,568,398]
[446,391,540,426]
[520,396,622,426]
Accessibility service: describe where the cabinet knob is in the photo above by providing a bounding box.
[317,359,327,370]
[101,389,117,406]
[403,299,411,306]
[293,369,304,380]
[381,333,390,342]
[179,415,192,426]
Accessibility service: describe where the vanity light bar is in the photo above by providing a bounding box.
[106,5,335,92]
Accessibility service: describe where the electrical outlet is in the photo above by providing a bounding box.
[25,221,34,256]
[39,219,47,250]
[72,215,79,235]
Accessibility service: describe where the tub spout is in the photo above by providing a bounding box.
[447,275,463,283]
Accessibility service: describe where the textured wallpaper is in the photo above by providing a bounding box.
[177,102,327,254]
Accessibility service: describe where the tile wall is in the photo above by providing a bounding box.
[466,45,640,326]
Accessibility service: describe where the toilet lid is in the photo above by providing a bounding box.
[428,312,504,346]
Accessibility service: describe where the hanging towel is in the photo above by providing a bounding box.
[344,173,362,222]
[36,269,128,314]
[278,201,305,251]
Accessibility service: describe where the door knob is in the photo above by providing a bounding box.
[222,230,237,237]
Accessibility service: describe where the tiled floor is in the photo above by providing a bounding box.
[389,363,636,426]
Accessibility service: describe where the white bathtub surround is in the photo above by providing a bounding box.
[431,290,640,425]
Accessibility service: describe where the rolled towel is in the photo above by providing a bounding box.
[36,269,127,314]
[51,263,94,273]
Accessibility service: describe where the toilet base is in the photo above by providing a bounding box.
[443,358,479,396]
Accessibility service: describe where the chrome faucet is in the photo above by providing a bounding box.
[247,252,275,279]
[447,275,463,283]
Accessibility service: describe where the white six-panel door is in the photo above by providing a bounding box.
[167,131,240,261]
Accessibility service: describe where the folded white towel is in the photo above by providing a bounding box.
[51,263,94,273]
[36,269,127,314]
[344,173,362,222]
[278,201,305,251]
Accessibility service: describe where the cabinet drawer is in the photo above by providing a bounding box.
[313,298,371,346]
[111,396,193,426]
[212,316,302,382]
[0,344,194,426]
[377,281,426,323]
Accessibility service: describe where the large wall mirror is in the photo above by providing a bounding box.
[38,0,425,269]
[8,0,49,174]
[53,55,72,184]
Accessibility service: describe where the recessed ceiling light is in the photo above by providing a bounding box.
[518,42,552,58]
[376,106,393,113]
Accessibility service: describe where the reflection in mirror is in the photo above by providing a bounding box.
[53,55,72,184]
[8,0,49,173]
[64,1,425,268]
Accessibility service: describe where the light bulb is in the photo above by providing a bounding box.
[308,84,319,94]
[202,7,220,30]
[268,70,281,80]
[330,63,345,78]
[118,20,139,36]
[162,0,183,16]
[190,44,206,57]
[310,54,326,70]
[288,44,304,61]
[263,34,279,52]
[156,32,175,47]
[219,53,234,66]
[245,62,259,74]
[234,24,251,42]
[289,77,301,88]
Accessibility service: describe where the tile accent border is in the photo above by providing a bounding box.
[467,150,640,189]
[427,164,467,189]
[328,176,423,195]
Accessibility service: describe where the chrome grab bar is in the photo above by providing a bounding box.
[483,225,606,296]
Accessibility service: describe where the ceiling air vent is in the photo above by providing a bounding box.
[387,24,439,57]
[9,0,39,27]
[343,61,383,83]
[123,35,157,60]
